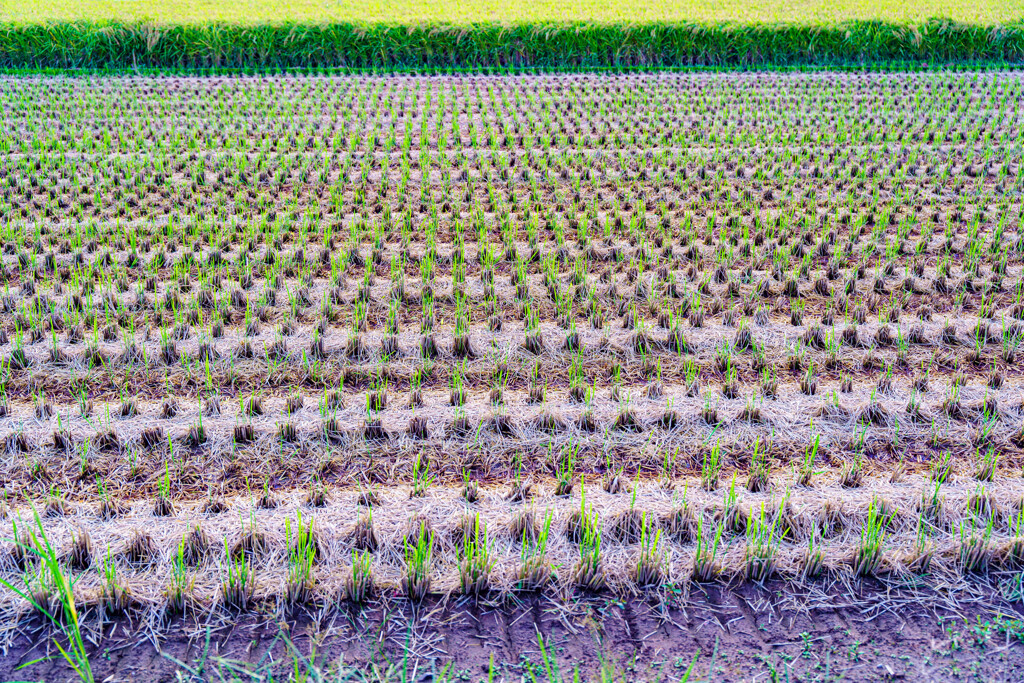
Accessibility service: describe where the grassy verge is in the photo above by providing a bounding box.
[0,19,1023,69]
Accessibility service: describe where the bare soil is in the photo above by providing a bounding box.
[3,583,1023,682]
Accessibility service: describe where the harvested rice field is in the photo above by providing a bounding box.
[2,71,1024,680]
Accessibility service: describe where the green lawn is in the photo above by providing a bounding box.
[6,0,1024,25]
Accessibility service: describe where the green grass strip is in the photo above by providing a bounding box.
[1,19,1023,69]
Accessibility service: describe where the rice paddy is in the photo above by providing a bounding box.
[7,0,1024,25]
[2,70,1024,680]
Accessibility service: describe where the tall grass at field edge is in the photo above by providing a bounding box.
[1,19,1023,69]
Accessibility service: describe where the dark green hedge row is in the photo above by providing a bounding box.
[1,20,1022,69]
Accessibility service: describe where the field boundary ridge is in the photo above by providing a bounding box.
[2,19,1024,69]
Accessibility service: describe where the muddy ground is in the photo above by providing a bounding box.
[3,582,1024,682]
